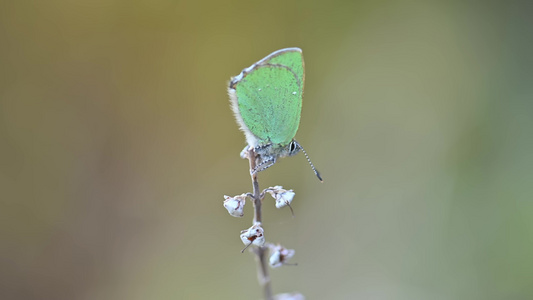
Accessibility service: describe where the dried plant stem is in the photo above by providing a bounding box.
[248,148,273,300]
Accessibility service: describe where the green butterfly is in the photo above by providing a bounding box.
[228,47,322,181]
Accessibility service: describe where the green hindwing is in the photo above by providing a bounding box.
[229,48,304,147]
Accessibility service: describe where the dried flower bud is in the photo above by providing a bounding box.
[269,244,296,268]
[274,293,305,300]
[275,190,295,209]
[240,224,265,252]
[223,194,247,217]
[265,186,295,209]
[240,145,251,159]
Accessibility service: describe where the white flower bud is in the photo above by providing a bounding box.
[265,186,295,210]
[274,190,295,209]
[223,194,247,217]
[274,293,305,300]
[240,224,265,252]
[240,145,251,159]
[269,244,296,268]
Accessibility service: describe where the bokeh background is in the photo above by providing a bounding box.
[1,1,532,299]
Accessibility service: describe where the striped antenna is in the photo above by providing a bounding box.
[298,144,323,182]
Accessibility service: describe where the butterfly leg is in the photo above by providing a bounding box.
[252,157,276,174]
[254,143,272,150]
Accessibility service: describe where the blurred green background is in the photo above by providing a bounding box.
[1,0,532,299]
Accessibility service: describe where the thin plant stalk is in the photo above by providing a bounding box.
[247,148,273,300]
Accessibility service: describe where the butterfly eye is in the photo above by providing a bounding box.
[289,141,297,152]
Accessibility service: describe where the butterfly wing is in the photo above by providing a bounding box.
[229,48,304,147]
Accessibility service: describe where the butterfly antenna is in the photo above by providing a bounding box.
[299,144,323,182]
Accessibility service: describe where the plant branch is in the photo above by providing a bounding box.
[248,148,272,300]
